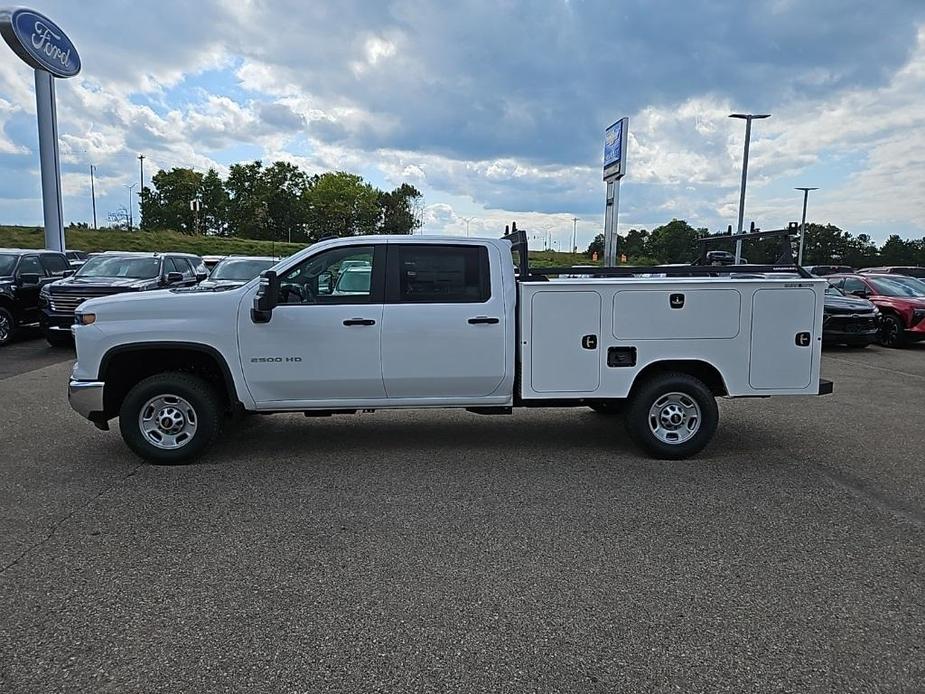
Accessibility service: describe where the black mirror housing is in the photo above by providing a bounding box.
[252,270,280,323]
[164,272,184,285]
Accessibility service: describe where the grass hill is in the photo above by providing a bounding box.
[0,225,593,267]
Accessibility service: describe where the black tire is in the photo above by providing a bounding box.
[589,401,624,415]
[625,372,718,460]
[44,330,73,348]
[0,306,14,346]
[878,314,905,348]
[119,372,222,465]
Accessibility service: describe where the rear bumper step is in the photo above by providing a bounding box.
[818,379,834,396]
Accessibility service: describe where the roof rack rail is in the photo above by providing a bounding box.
[503,221,813,280]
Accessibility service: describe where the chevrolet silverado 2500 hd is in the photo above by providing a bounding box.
[67,232,831,464]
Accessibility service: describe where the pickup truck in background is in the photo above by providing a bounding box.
[41,251,208,346]
[67,231,832,464]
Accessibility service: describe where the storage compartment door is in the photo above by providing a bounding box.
[530,291,601,393]
[749,288,816,389]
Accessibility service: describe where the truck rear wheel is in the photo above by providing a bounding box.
[119,373,221,465]
[625,372,718,460]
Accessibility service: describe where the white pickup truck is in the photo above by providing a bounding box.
[68,231,832,464]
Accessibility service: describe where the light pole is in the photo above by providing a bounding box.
[572,216,579,254]
[137,154,145,229]
[124,183,136,230]
[795,187,819,266]
[89,164,97,229]
[729,113,770,263]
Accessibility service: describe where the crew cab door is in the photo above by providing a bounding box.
[13,255,45,323]
[237,244,387,405]
[380,243,507,399]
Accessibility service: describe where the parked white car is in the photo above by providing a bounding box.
[68,233,831,464]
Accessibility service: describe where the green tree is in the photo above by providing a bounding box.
[586,233,604,257]
[646,219,706,264]
[622,228,650,259]
[140,168,204,234]
[199,168,229,236]
[377,183,423,235]
[878,234,919,265]
[303,172,380,240]
[225,161,272,240]
[800,224,853,265]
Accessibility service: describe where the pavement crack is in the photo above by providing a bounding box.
[0,462,144,577]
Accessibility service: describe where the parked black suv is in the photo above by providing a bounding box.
[41,252,208,346]
[0,248,72,346]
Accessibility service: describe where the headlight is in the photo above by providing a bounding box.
[40,285,50,298]
[74,311,96,326]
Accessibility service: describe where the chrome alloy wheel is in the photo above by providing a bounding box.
[648,392,701,445]
[139,394,198,450]
[0,312,10,343]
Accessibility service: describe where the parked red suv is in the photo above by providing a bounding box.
[827,274,925,347]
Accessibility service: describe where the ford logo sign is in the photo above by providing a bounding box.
[0,8,80,78]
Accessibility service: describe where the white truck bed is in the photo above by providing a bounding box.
[519,276,826,399]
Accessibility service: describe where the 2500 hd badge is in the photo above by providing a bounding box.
[250,356,303,363]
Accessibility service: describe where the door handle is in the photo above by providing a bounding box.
[343,318,376,326]
[468,317,500,325]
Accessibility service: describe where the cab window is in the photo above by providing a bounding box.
[40,253,70,275]
[279,246,380,305]
[16,255,44,277]
[388,245,490,303]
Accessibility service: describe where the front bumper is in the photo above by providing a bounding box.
[68,379,105,420]
[41,309,76,332]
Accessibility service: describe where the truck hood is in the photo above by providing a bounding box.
[79,285,244,317]
[192,279,248,290]
[53,276,158,290]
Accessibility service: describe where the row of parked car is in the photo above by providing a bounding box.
[0,248,278,347]
[3,246,925,352]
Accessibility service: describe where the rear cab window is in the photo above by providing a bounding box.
[39,253,70,276]
[388,245,491,303]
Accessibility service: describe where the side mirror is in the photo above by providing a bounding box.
[62,269,74,277]
[163,271,184,285]
[195,272,208,282]
[16,273,41,287]
[251,270,280,323]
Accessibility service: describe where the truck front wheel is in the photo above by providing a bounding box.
[625,372,718,460]
[119,373,222,465]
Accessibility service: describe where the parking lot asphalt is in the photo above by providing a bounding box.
[0,340,923,693]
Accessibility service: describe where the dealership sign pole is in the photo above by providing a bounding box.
[1,8,81,252]
[602,117,628,266]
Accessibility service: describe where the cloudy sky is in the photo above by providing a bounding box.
[1,0,924,249]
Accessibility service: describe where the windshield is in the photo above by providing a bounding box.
[825,286,845,296]
[76,256,161,279]
[210,258,275,281]
[0,254,16,276]
[868,277,925,297]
